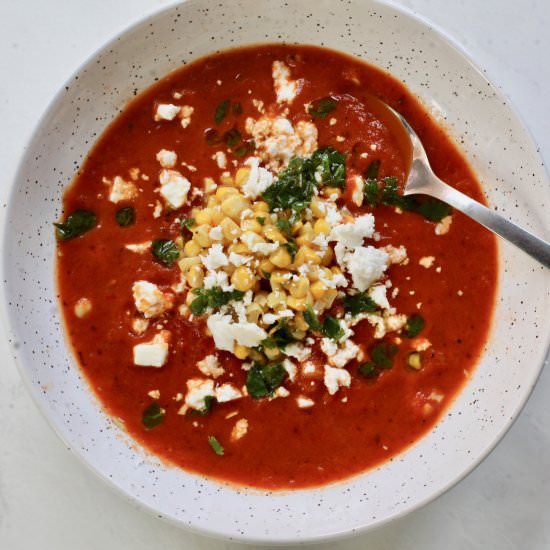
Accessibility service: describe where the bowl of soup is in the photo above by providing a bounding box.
[3,0,550,544]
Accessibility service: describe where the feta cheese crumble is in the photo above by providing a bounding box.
[132,281,172,318]
[133,331,170,367]
[159,169,191,209]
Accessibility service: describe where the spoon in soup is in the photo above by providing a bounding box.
[382,103,550,268]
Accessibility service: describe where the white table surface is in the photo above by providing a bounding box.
[1,1,549,548]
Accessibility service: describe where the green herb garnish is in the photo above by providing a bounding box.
[358,362,379,379]
[321,315,345,341]
[256,216,266,226]
[283,239,298,260]
[365,159,381,180]
[181,217,196,230]
[261,269,271,280]
[233,139,255,158]
[54,209,97,241]
[310,147,346,188]
[414,199,453,222]
[246,363,287,398]
[224,128,241,147]
[343,292,378,316]
[142,402,165,429]
[205,128,222,146]
[193,395,216,416]
[208,435,225,456]
[276,218,292,238]
[363,179,380,207]
[189,286,245,316]
[115,206,135,227]
[151,239,180,266]
[371,341,398,369]
[214,99,230,125]
[308,97,338,119]
[264,320,295,349]
[303,305,322,331]
[403,314,425,338]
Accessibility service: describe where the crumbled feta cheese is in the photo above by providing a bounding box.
[156,149,177,168]
[184,378,214,410]
[74,297,92,318]
[197,354,225,378]
[201,243,229,270]
[203,269,232,291]
[323,365,351,395]
[282,358,297,382]
[413,338,432,352]
[131,316,149,335]
[125,241,152,253]
[435,215,452,235]
[242,156,275,199]
[384,244,408,264]
[215,383,242,403]
[154,103,181,121]
[350,174,364,206]
[384,310,408,333]
[329,214,376,249]
[108,176,138,203]
[272,60,299,104]
[343,246,389,292]
[368,284,390,310]
[147,389,160,399]
[179,105,194,128]
[324,202,343,225]
[284,342,312,361]
[297,396,315,408]
[207,313,267,352]
[213,151,227,169]
[133,331,170,367]
[229,252,253,267]
[159,169,191,209]
[132,281,172,318]
[231,418,248,440]
[209,226,223,241]
[302,361,317,375]
[153,201,163,218]
[321,338,360,368]
[329,118,337,126]
[275,386,290,398]
[419,256,435,268]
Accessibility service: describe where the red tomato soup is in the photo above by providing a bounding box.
[56,44,497,489]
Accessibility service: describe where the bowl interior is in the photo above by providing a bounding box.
[3,0,550,543]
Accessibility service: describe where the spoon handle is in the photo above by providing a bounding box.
[428,177,550,268]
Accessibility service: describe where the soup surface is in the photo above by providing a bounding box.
[56,44,497,489]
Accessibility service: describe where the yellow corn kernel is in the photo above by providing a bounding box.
[216,186,239,201]
[231,266,256,292]
[267,290,286,309]
[195,209,213,226]
[74,297,92,318]
[296,234,313,247]
[241,219,263,233]
[174,235,184,249]
[320,247,334,266]
[291,220,303,236]
[235,167,251,187]
[186,289,197,305]
[254,291,269,308]
[263,225,287,243]
[220,217,242,241]
[310,196,326,217]
[331,266,344,277]
[234,344,250,360]
[253,201,270,213]
[294,313,308,332]
[186,264,204,288]
[294,246,321,267]
[221,194,250,221]
[206,195,219,208]
[204,177,217,194]
[227,242,250,255]
[288,276,309,298]
[178,256,202,273]
[287,296,307,311]
[316,289,338,311]
[258,259,275,275]
[193,224,211,247]
[264,347,282,361]
[220,173,235,186]
[183,239,202,257]
[313,218,331,236]
[310,280,328,300]
[290,329,307,341]
[246,303,263,324]
[322,186,342,199]
[299,222,314,237]
[211,207,224,225]
[270,247,292,268]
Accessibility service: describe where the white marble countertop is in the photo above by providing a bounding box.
[1,1,549,548]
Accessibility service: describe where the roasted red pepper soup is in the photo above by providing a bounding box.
[56,44,497,489]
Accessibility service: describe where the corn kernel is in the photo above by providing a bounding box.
[294,313,308,332]
[254,291,269,308]
[186,289,197,305]
[263,225,287,243]
[183,239,201,257]
[288,276,309,299]
[291,220,303,236]
[313,218,331,236]
[287,296,307,311]
[270,247,292,268]
[264,347,282,360]
[241,219,263,233]
[235,167,251,187]
[258,259,275,275]
[206,195,219,208]
[296,234,312,247]
[267,290,286,309]
[74,297,92,318]
[310,196,326,218]
[227,242,250,255]
[253,201,270,213]
[220,217,242,240]
[231,266,256,292]
[193,224,211,247]
[320,247,334,266]
[216,186,238,200]
[221,194,250,221]
[195,209,212,226]
[246,303,263,324]
[220,173,235,186]
[186,264,204,288]
[234,344,250,360]
[178,256,201,273]
[204,177,217,194]
[322,187,342,199]
[294,246,321,267]
[310,280,328,300]
[211,207,224,225]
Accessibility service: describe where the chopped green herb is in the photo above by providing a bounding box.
[181,217,196,229]
[283,239,298,260]
[358,362,379,379]
[189,287,245,316]
[371,341,398,369]
[204,128,222,146]
[267,320,295,349]
[322,315,344,341]
[276,218,292,238]
[214,99,230,125]
[343,292,378,316]
[365,159,381,180]
[256,216,266,226]
[54,209,97,241]
[414,199,452,222]
[193,395,216,416]
[151,239,180,266]
[308,96,338,119]
[224,128,241,147]
[310,147,346,188]
[208,435,225,456]
[363,179,380,207]
[232,102,243,115]
[261,269,271,280]
[403,314,425,338]
[246,362,287,398]
[115,206,135,227]
[303,305,322,331]
[233,139,255,158]
[142,402,165,429]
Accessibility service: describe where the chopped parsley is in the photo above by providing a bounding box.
[371,341,398,369]
[310,147,346,188]
[308,96,338,119]
[365,159,381,180]
[363,178,380,207]
[142,402,165,429]
[358,362,378,379]
[208,435,225,456]
[54,209,97,241]
[214,99,230,125]
[233,139,255,158]
[262,320,295,349]
[343,292,378,316]
[403,314,425,338]
[256,216,266,226]
[246,362,287,398]
[283,239,298,260]
[276,218,292,238]
[224,128,241,147]
[192,395,216,416]
[321,315,344,341]
[180,217,196,230]
[115,206,135,227]
[303,305,322,331]
[189,287,245,316]
[151,239,180,266]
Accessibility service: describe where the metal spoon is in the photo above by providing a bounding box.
[384,104,550,268]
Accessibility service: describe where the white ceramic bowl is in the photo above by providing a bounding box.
[3,0,550,544]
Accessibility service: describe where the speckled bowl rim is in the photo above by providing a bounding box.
[2,0,549,545]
